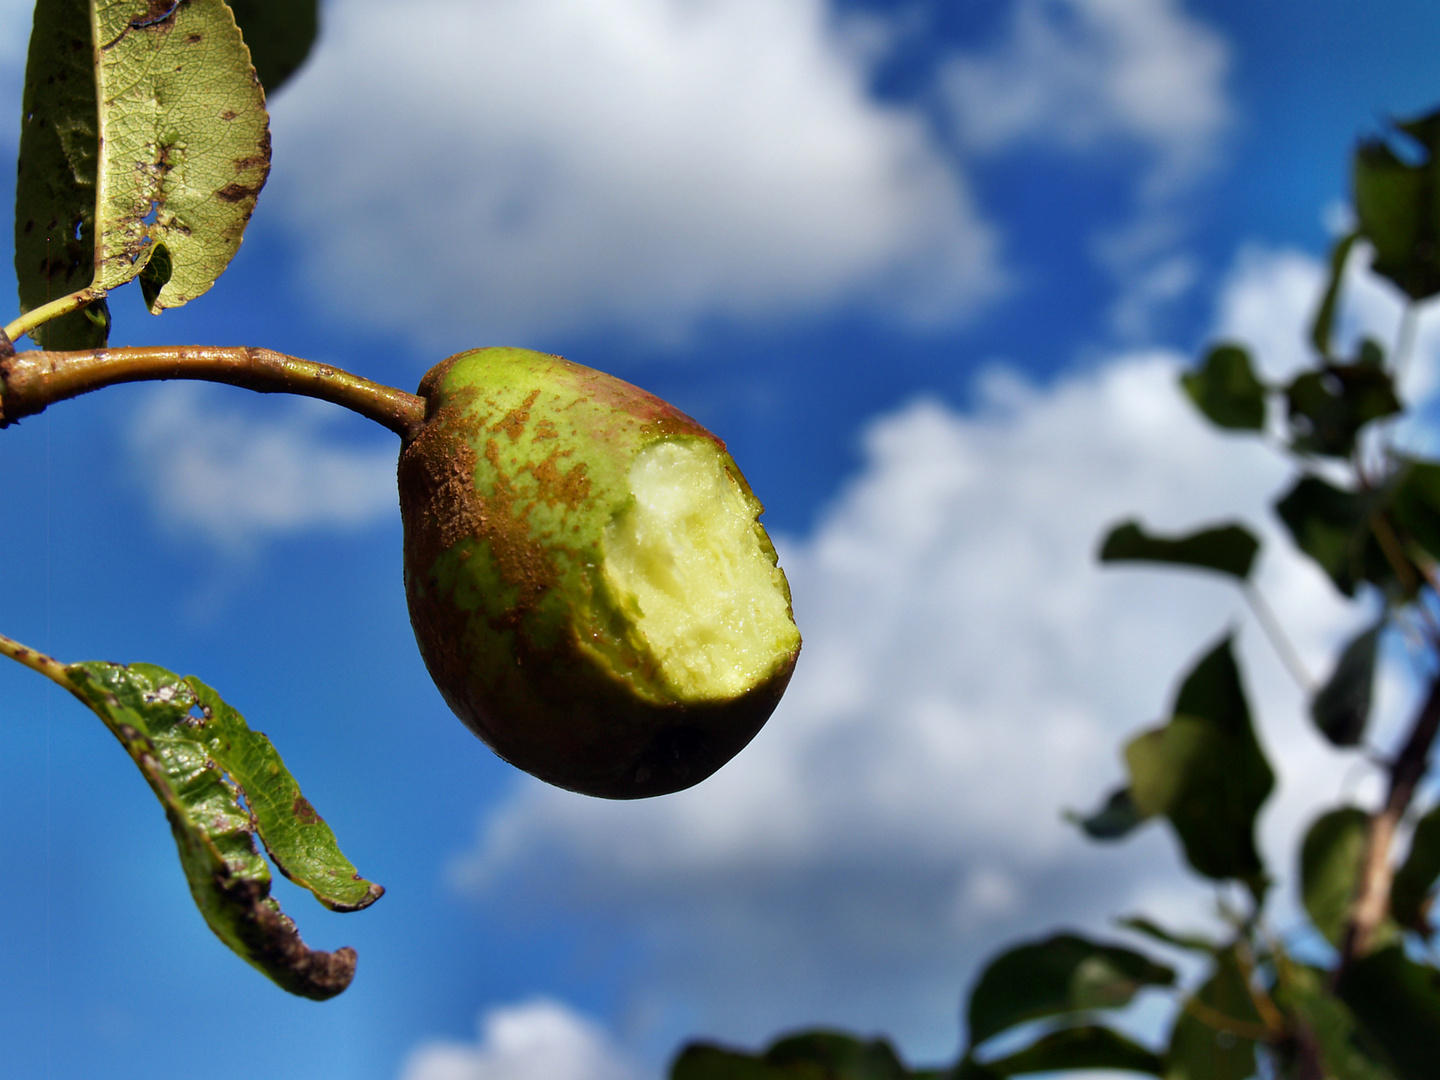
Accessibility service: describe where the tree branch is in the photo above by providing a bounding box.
[0,345,427,439]
[1337,668,1440,970]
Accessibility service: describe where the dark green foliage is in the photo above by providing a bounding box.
[227,0,320,96]
[1099,520,1259,580]
[14,0,106,349]
[1391,803,1440,931]
[138,242,173,312]
[965,933,1174,1046]
[1300,808,1370,945]
[1115,916,1217,954]
[1311,232,1358,359]
[956,1026,1163,1079]
[1164,947,1263,1080]
[671,1032,919,1080]
[1180,344,1267,431]
[1274,475,1406,597]
[1310,620,1384,746]
[1070,785,1145,840]
[1284,357,1400,458]
[1123,637,1273,883]
[1354,108,1440,301]
[1272,960,1397,1080]
[1337,946,1440,1080]
[673,1047,788,1080]
[1389,459,1440,563]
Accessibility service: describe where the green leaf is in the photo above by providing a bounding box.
[1311,232,1359,359]
[92,0,271,309]
[966,933,1175,1047]
[672,1045,789,1080]
[1274,475,1402,598]
[14,0,109,348]
[1273,959,1397,1080]
[1164,947,1263,1080]
[1310,620,1384,747]
[1069,786,1146,841]
[15,0,271,334]
[226,0,319,95]
[1181,345,1268,431]
[963,1026,1164,1079]
[137,240,173,311]
[62,660,382,999]
[1125,637,1274,882]
[1392,803,1440,932]
[1354,108,1440,301]
[1099,520,1260,580]
[1285,361,1401,458]
[1300,807,1370,946]
[1337,946,1440,1080]
[671,1033,915,1080]
[767,1033,911,1079]
[1389,459,1440,565]
[1116,916,1219,954]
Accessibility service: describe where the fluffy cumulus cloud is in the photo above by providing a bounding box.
[264,0,1001,348]
[941,0,1230,196]
[445,247,1433,1064]
[940,0,1232,339]
[401,1000,643,1080]
[127,384,397,550]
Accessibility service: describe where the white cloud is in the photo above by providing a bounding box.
[1214,242,1440,404]
[940,0,1232,340]
[265,0,1001,349]
[446,246,1436,1063]
[942,0,1230,197]
[400,1000,644,1080]
[126,384,398,551]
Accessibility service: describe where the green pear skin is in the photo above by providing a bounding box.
[399,347,800,798]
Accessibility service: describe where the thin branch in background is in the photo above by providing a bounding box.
[1380,301,1421,466]
[1392,301,1420,391]
[1242,582,1316,692]
[1336,668,1440,976]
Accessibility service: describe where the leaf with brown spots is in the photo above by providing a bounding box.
[92,0,271,310]
[62,660,382,998]
[16,0,272,329]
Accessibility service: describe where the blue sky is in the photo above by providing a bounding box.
[4,1,1440,1078]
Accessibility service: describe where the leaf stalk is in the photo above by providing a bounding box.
[0,630,75,692]
[3,287,107,344]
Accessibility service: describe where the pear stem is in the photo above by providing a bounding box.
[0,345,427,438]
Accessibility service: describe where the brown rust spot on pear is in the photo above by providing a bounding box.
[497,389,541,442]
[522,449,591,510]
[477,439,554,603]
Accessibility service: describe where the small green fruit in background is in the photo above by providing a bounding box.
[399,347,801,799]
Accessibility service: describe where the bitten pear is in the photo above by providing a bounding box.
[398,347,801,799]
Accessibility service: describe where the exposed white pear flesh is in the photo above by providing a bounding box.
[603,439,800,701]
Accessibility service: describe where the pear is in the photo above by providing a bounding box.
[399,348,801,798]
